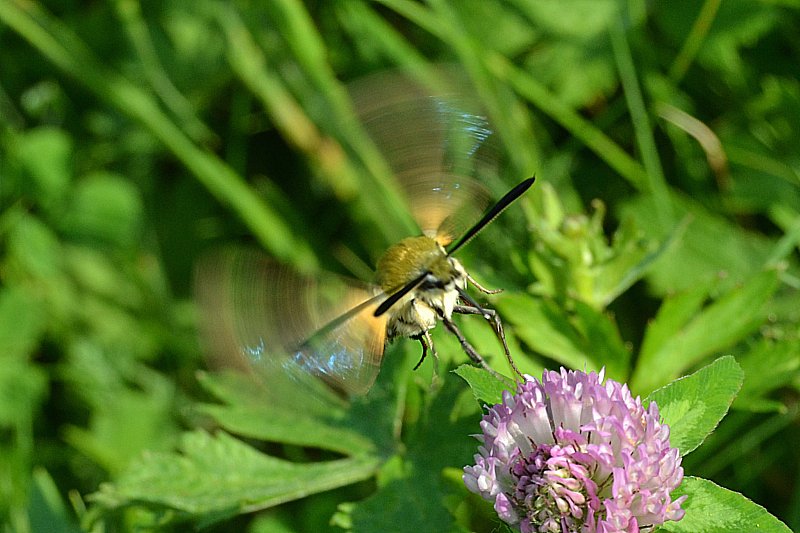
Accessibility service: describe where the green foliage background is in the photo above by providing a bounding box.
[1,0,798,531]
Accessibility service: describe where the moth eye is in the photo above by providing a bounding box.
[419,275,445,291]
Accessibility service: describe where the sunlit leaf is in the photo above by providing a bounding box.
[661,477,792,533]
[646,356,743,456]
[93,430,381,523]
[497,294,628,378]
[13,127,72,211]
[734,339,800,412]
[632,269,779,393]
[453,365,508,406]
[61,172,144,248]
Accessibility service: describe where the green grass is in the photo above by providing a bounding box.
[1,1,798,531]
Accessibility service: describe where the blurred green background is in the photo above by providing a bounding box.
[1,1,799,532]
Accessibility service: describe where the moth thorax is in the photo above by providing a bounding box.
[376,235,447,293]
[376,236,468,339]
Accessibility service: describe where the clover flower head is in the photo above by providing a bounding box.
[463,368,687,532]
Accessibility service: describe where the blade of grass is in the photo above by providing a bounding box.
[111,0,218,145]
[261,1,418,241]
[338,0,518,179]
[609,18,674,229]
[426,0,541,178]
[335,6,478,107]
[632,269,780,393]
[489,56,648,191]
[700,409,796,479]
[380,0,650,192]
[379,0,540,179]
[335,1,430,77]
[656,102,729,189]
[214,7,357,203]
[669,0,723,83]
[727,145,800,186]
[0,0,317,270]
[764,210,800,268]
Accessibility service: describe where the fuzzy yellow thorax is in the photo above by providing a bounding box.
[375,236,453,292]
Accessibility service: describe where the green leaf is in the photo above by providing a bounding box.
[654,2,779,80]
[195,351,403,457]
[0,359,47,426]
[347,477,469,533]
[0,287,46,361]
[249,514,297,533]
[62,353,179,475]
[14,126,73,211]
[93,430,381,523]
[453,364,509,405]
[497,294,628,378]
[61,171,143,248]
[593,216,687,307]
[346,374,479,533]
[638,279,716,366]
[62,246,143,306]
[733,338,800,411]
[197,400,375,457]
[0,359,47,526]
[198,374,375,455]
[513,0,621,108]
[498,294,591,370]
[646,356,743,456]
[444,0,535,57]
[632,269,779,393]
[620,194,776,295]
[6,214,64,280]
[571,300,630,377]
[660,477,791,533]
[28,468,83,533]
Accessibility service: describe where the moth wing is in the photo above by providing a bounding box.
[195,248,387,397]
[349,70,498,246]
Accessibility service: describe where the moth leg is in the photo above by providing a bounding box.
[414,331,438,370]
[453,304,523,378]
[440,314,508,384]
[413,336,427,370]
[466,272,503,294]
[413,331,441,391]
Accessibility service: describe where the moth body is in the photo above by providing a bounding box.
[375,236,467,341]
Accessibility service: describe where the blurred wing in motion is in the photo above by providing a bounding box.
[195,249,387,397]
[349,70,499,246]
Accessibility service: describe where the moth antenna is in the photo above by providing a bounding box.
[447,176,535,255]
